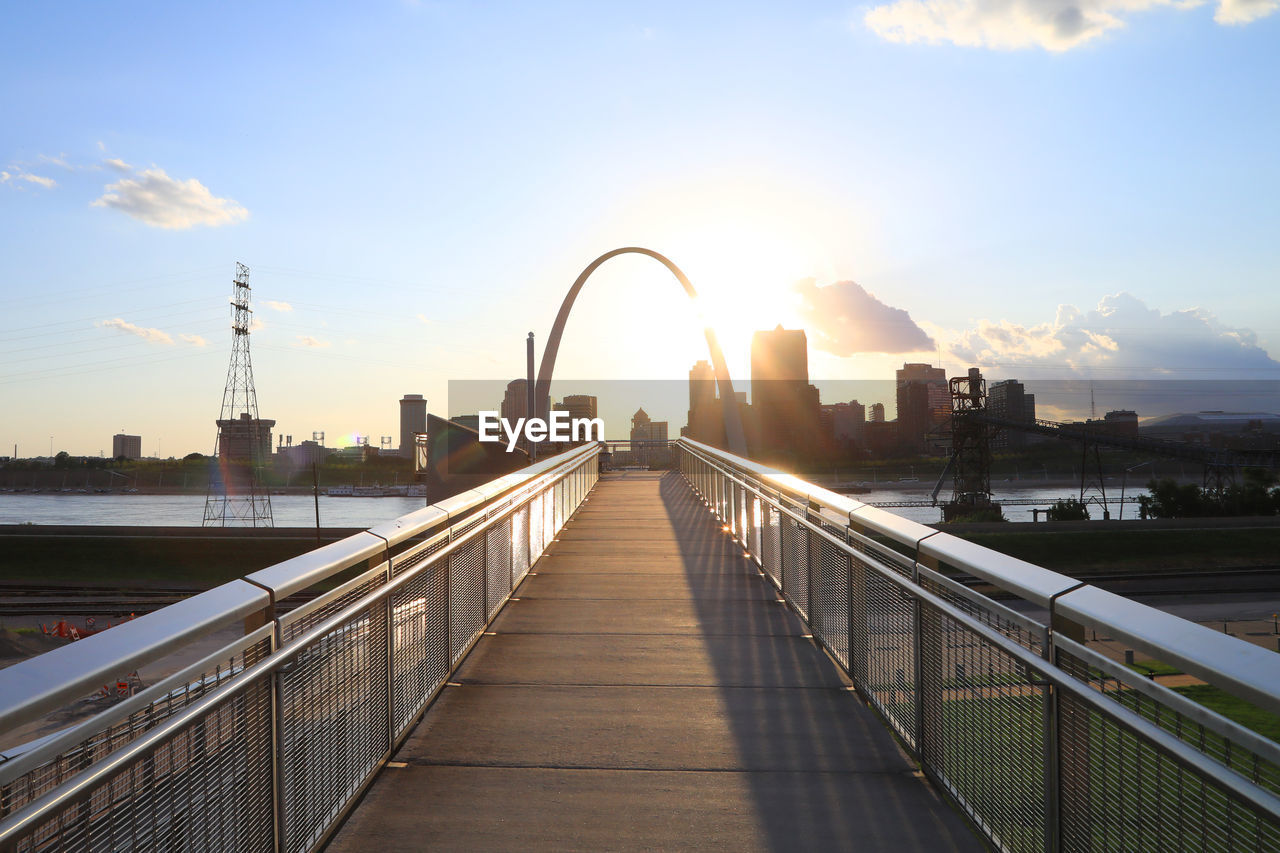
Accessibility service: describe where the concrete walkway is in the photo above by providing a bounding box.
[328,471,985,852]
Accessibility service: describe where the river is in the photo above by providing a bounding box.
[0,482,1135,528]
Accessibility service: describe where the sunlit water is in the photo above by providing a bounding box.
[0,483,1122,528]
[0,494,430,528]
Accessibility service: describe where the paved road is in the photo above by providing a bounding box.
[327,471,985,852]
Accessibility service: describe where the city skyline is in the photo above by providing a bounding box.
[3,3,1278,457]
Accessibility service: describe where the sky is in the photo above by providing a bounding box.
[2,1,1277,455]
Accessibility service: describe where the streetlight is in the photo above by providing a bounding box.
[1120,461,1153,521]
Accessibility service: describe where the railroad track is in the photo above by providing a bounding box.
[957,565,1280,599]
[0,584,317,617]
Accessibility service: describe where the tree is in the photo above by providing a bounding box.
[1046,498,1089,521]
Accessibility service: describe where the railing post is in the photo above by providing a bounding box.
[912,558,925,759]
[1043,632,1061,852]
[271,628,287,853]
[806,501,818,621]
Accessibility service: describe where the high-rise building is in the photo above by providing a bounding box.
[630,407,669,466]
[823,400,866,445]
[501,379,549,423]
[896,363,947,452]
[686,360,727,447]
[399,394,427,457]
[868,402,885,422]
[751,325,819,460]
[988,379,1035,448]
[112,433,142,460]
[556,394,598,422]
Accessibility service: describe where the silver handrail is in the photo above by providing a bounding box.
[0,442,599,852]
[676,436,1280,852]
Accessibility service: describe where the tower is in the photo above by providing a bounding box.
[203,262,274,527]
[399,394,427,456]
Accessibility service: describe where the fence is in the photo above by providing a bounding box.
[677,437,1280,853]
[0,443,599,852]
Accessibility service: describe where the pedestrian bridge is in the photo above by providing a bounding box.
[2,439,1279,852]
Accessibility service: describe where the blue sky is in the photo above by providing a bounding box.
[2,1,1277,455]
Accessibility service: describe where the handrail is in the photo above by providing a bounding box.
[677,436,1280,714]
[0,442,597,746]
[0,441,600,852]
[675,435,1280,851]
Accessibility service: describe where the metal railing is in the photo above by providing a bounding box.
[0,443,599,852]
[676,437,1280,853]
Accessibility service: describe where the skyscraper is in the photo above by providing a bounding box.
[685,359,725,446]
[988,379,1035,448]
[399,394,427,457]
[896,363,947,453]
[750,325,819,460]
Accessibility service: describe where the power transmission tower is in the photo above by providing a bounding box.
[203,262,274,526]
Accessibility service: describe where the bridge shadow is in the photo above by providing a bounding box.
[655,470,984,851]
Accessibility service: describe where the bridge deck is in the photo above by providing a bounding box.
[328,471,984,852]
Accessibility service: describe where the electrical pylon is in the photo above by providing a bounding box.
[203,262,274,526]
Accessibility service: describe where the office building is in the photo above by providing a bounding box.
[896,363,947,453]
[751,325,820,460]
[556,394,599,422]
[112,433,142,460]
[988,379,1036,449]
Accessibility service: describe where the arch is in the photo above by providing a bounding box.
[535,247,747,456]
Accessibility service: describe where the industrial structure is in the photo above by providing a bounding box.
[202,263,274,527]
[398,394,427,457]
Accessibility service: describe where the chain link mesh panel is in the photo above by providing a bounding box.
[8,679,274,853]
[1057,683,1280,852]
[528,495,545,563]
[1,635,272,824]
[392,534,451,578]
[389,562,449,738]
[281,568,386,645]
[781,512,809,620]
[485,518,513,618]
[448,537,486,667]
[920,602,1049,852]
[512,505,531,582]
[279,601,389,853]
[1056,644,1280,801]
[920,569,1048,658]
[861,562,917,747]
[760,503,782,587]
[811,526,851,671]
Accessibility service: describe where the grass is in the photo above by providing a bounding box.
[1126,659,1183,678]
[953,527,1280,573]
[1170,684,1280,744]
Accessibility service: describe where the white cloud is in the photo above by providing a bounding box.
[936,292,1279,375]
[263,300,293,312]
[863,0,1274,51]
[98,318,175,345]
[296,335,331,348]
[103,157,133,173]
[1,168,56,189]
[1215,0,1279,21]
[180,333,207,346]
[92,166,248,229]
[416,313,432,325]
[793,278,936,355]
